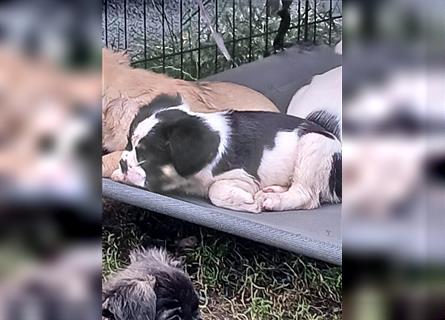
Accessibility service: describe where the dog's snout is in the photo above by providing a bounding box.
[120,159,128,174]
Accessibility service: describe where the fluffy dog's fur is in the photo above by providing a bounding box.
[102,49,278,177]
[112,94,341,213]
[102,248,200,320]
[287,66,342,138]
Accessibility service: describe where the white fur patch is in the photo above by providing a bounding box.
[132,116,159,148]
[257,131,299,188]
[287,66,342,123]
[200,112,230,169]
[119,150,146,187]
[295,133,341,205]
[335,40,342,55]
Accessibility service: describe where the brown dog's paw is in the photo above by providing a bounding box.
[110,169,125,182]
[102,151,124,178]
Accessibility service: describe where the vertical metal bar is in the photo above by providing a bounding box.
[329,0,333,45]
[304,0,309,42]
[214,0,218,73]
[180,0,184,79]
[313,0,317,43]
[162,0,166,73]
[104,0,108,47]
[297,0,301,42]
[249,0,252,62]
[118,18,121,49]
[189,2,192,76]
[265,0,269,53]
[197,2,201,78]
[124,0,127,49]
[143,0,147,68]
[232,0,236,67]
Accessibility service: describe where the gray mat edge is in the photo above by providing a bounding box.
[103,179,342,265]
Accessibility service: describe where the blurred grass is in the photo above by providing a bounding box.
[103,199,342,320]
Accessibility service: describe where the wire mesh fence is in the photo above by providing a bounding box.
[102,0,342,79]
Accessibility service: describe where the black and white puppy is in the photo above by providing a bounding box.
[102,248,200,320]
[112,94,341,213]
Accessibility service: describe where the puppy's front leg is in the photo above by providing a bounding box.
[209,179,262,213]
[102,151,124,178]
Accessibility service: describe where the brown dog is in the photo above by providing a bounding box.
[102,49,278,177]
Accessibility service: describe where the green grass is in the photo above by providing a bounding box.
[103,199,342,320]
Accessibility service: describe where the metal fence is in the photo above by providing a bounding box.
[103,0,342,79]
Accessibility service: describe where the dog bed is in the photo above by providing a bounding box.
[103,44,342,265]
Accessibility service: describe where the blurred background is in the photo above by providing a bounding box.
[0,0,101,319]
[342,0,445,318]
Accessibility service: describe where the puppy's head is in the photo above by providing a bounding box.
[143,249,200,320]
[102,275,157,320]
[102,248,200,320]
[117,94,220,190]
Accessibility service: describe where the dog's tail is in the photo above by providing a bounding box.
[306,109,342,202]
[306,110,341,141]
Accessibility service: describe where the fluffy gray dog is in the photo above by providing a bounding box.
[102,248,200,320]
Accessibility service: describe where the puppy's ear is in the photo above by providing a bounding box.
[103,276,156,320]
[128,94,184,145]
[167,116,220,177]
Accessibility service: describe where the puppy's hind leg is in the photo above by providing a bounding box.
[257,134,341,211]
[209,179,262,213]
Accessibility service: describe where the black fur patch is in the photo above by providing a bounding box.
[157,110,220,177]
[329,152,342,200]
[297,121,337,140]
[212,111,332,179]
[126,94,182,151]
[306,110,341,140]
[153,269,200,320]
[134,109,220,191]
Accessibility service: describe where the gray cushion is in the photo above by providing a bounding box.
[103,44,342,265]
[103,179,341,265]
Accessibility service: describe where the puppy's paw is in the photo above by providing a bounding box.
[235,193,263,213]
[243,201,263,214]
[262,185,289,193]
[255,191,282,211]
[263,196,280,211]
